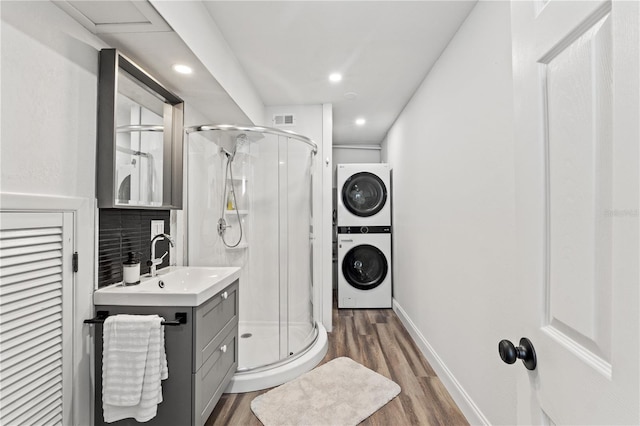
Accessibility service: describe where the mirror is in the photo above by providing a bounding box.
[97,49,184,209]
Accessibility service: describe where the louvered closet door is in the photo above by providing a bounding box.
[0,212,73,426]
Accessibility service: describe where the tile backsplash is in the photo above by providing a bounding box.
[98,209,171,288]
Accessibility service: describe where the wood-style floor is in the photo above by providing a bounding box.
[207,296,468,425]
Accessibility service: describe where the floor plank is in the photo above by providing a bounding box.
[206,297,468,425]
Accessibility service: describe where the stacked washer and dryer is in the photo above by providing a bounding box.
[336,163,392,308]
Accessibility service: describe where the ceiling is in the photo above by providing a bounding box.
[55,0,477,145]
[202,1,476,145]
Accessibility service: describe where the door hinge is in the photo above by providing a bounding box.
[72,252,78,273]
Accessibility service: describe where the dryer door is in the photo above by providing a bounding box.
[341,172,387,217]
[342,244,388,290]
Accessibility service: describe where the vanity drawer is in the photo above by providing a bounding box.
[193,327,237,426]
[193,280,238,371]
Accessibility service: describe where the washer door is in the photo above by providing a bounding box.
[342,244,388,290]
[342,172,387,217]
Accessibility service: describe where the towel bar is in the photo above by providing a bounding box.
[84,310,187,326]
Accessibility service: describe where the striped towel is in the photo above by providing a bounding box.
[102,314,168,423]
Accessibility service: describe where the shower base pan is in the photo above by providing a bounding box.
[224,323,328,393]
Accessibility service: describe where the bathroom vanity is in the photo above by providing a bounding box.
[91,268,239,426]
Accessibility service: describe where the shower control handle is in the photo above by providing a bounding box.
[221,291,228,300]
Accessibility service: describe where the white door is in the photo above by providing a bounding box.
[0,211,74,425]
[510,0,639,424]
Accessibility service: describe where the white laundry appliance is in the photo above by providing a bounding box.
[337,163,391,227]
[337,226,392,308]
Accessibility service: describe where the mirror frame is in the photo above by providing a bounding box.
[97,48,184,209]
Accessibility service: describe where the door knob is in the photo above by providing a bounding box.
[498,337,537,370]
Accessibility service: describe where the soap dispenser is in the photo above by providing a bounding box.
[123,251,141,285]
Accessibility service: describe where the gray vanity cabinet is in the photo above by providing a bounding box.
[93,280,239,426]
[193,282,238,425]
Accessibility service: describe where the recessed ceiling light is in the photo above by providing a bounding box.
[355,118,366,126]
[329,73,342,83]
[172,64,193,75]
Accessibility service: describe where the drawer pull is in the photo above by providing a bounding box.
[221,291,228,300]
[220,344,227,353]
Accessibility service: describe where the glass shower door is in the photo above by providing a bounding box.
[187,127,318,372]
[282,136,315,358]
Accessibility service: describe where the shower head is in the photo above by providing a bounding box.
[220,133,248,161]
[187,125,267,159]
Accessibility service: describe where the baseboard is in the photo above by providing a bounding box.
[392,299,490,426]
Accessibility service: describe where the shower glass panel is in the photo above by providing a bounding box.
[187,126,317,372]
[283,136,315,358]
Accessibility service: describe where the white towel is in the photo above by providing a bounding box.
[102,314,168,423]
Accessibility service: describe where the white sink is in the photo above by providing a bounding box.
[94,266,241,307]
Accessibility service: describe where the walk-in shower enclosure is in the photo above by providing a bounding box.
[186,125,326,392]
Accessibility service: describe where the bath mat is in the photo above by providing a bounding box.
[250,357,400,426]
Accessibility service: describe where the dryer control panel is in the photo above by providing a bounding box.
[337,226,391,234]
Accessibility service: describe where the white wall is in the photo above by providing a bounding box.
[333,147,381,167]
[150,0,265,126]
[382,1,519,424]
[1,2,106,424]
[265,105,333,330]
[1,1,102,199]
[187,130,262,330]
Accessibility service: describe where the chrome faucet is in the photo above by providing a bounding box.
[147,233,175,277]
